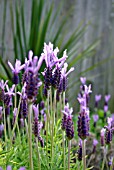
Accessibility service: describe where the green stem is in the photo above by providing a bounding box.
[14,86,17,108]
[28,103,33,170]
[82,139,86,170]
[11,96,21,140]
[63,92,65,170]
[36,137,41,170]
[68,140,71,170]
[25,118,28,136]
[101,146,107,170]
[7,116,11,141]
[46,90,50,157]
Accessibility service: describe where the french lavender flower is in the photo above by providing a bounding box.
[23,50,43,101]
[39,101,46,128]
[8,59,25,85]
[32,105,44,147]
[0,80,8,102]
[4,84,15,116]
[77,84,92,140]
[18,85,28,119]
[12,108,17,125]
[77,139,82,161]
[92,139,98,153]
[100,128,105,146]
[104,117,113,145]
[62,103,74,140]
[56,63,74,101]
[92,114,99,127]
[95,94,102,108]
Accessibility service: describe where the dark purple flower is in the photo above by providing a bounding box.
[62,103,74,140]
[105,117,113,145]
[0,80,8,102]
[4,84,15,107]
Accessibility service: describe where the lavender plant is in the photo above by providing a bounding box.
[0,42,114,170]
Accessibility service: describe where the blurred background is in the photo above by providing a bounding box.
[0,0,114,112]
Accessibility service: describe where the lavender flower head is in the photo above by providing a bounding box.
[4,84,15,109]
[0,80,8,101]
[100,128,106,146]
[104,117,113,145]
[61,103,74,140]
[8,59,25,84]
[23,51,43,101]
[77,84,91,140]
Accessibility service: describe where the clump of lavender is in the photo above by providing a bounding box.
[42,42,68,97]
[61,103,74,140]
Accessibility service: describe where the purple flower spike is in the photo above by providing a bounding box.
[104,118,113,145]
[13,108,17,124]
[0,80,8,101]
[100,128,105,146]
[61,103,74,140]
[105,95,111,103]
[80,77,86,85]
